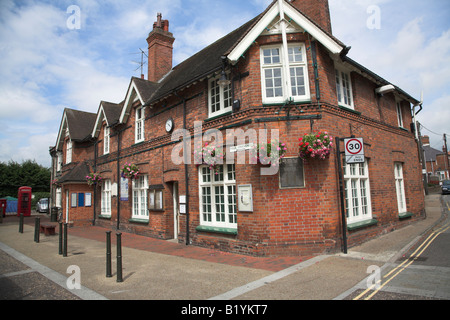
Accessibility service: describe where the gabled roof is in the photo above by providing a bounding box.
[423,145,444,162]
[57,161,91,184]
[137,0,417,107]
[119,76,160,123]
[143,0,347,106]
[55,108,97,150]
[91,101,124,138]
[226,0,345,63]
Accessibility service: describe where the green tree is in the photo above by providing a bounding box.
[0,160,51,198]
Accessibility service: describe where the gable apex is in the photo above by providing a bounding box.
[226,0,344,64]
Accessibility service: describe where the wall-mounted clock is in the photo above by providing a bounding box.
[165,118,174,133]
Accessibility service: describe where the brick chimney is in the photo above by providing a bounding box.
[147,13,175,82]
[287,0,333,34]
[422,135,430,146]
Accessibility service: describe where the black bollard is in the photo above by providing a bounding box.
[106,231,112,278]
[34,217,40,243]
[63,223,68,257]
[19,213,24,233]
[116,232,123,282]
[58,222,63,255]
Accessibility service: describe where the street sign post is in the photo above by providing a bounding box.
[344,138,364,163]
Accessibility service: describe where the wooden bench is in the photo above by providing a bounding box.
[40,223,56,236]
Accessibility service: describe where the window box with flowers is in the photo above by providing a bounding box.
[121,162,140,180]
[86,173,102,186]
[253,141,287,166]
[298,131,333,160]
[194,142,225,175]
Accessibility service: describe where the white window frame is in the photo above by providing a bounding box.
[66,140,72,164]
[344,160,373,224]
[199,164,237,229]
[208,75,233,118]
[104,126,110,155]
[135,106,145,143]
[101,180,112,216]
[335,67,354,109]
[260,43,310,104]
[395,163,407,213]
[132,175,148,219]
[396,102,404,128]
[56,152,62,172]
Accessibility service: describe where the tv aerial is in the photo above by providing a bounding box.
[130,48,147,77]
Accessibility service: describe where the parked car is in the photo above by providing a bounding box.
[441,180,450,195]
[36,198,49,213]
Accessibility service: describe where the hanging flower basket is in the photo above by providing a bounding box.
[298,131,333,160]
[121,162,140,180]
[194,142,225,174]
[254,141,287,166]
[86,173,102,186]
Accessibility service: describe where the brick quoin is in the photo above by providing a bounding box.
[51,1,425,258]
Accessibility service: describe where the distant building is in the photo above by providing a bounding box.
[422,135,449,182]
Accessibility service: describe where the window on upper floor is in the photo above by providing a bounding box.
[56,152,62,172]
[66,140,72,164]
[335,68,354,109]
[208,74,233,118]
[396,102,404,128]
[104,126,110,155]
[260,43,310,104]
[135,106,145,143]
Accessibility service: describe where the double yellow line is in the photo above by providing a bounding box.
[354,221,450,300]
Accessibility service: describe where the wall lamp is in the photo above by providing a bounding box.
[218,56,231,87]
[375,84,395,96]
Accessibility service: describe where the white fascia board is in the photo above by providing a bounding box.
[55,112,69,151]
[227,0,344,64]
[91,105,107,138]
[227,4,279,64]
[282,3,343,54]
[119,79,145,124]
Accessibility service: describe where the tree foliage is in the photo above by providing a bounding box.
[0,160,51,198]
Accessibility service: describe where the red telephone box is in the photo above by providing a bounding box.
[0,199,6,218]
[17,186,32,217]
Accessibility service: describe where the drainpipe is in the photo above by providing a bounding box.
[116,128,122,230]
[174,91,190,245]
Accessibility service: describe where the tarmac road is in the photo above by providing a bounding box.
[0,191,448,310]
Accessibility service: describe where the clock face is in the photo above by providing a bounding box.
[165,118,173,132]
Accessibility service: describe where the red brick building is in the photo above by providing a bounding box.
[50,0,425,257]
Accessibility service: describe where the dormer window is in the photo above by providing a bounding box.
[335,67,354,109]
[135,106,145,143]
[260,43,310,104]
[208,75,232,118]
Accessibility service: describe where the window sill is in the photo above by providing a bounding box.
[196,225,237,235]
[347,218,378,231]
[98,214,111,220]
[399,212,413,219]
[128,218,149,224]
[205,111,232,122]
[339,105,361,115]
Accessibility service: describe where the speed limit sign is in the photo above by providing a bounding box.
[344,138,364,163]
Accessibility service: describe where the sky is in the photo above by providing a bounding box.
[0,0,449,168]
